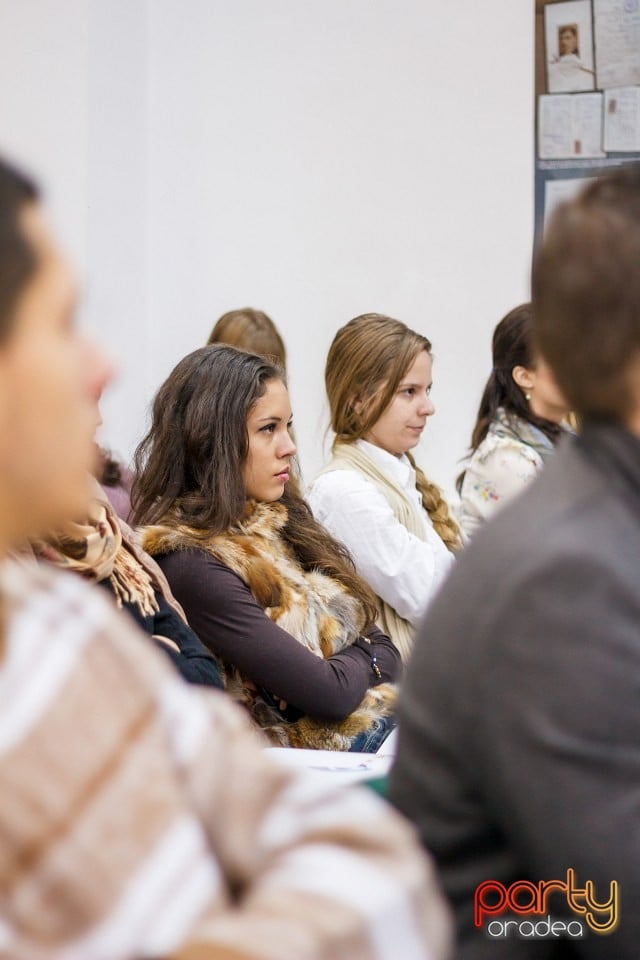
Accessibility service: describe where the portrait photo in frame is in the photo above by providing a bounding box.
[545,0,596,92]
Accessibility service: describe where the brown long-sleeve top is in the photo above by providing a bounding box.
[156,547,400,722]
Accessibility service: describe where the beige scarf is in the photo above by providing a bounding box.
[316,442,428,663]
[143,500,395,751]
[33,499,158,618]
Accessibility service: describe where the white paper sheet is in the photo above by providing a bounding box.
[264,748,394,785]
[538,93,604,158]
[604,85,640,151]
[594,0,640,88]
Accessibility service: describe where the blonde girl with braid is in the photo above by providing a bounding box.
[308,314,460,662]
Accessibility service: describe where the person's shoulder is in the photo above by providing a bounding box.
[463,434,542,493]
[460,443,619,622]
[155,543,213,572]
[441,440,595,589]
[156,543,254,617]
[407,433,637,714]
[464,440,600,559]
[408,444,605,672]
[156,543,239,588]
[2,557,116,630]
[472,415,547,464]
[474,429,542,464]
[140,523,217,571]
[0,558,173,697]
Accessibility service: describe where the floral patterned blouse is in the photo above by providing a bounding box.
[458,410,558,541]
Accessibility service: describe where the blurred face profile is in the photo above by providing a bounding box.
[559,27,577,55]
[0,203,112,544]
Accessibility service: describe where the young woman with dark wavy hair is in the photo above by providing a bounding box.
[131,344,399,752]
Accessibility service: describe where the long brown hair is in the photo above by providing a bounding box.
[325,313,460,553]
[131,344,378,624]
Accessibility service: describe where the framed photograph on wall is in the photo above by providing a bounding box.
[545,0,596,92]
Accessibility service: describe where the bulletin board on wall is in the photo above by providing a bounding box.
[534,0,640,245]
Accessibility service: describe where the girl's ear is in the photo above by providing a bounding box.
[512,365,535,391]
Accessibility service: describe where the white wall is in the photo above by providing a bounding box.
[0,0,89,268]
[0,0,534,495]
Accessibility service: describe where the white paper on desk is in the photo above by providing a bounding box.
[594,0,640,89]
[538,93,604,158]
[604,86,640,150]
[264,748,394,785]
[545,0,596,93]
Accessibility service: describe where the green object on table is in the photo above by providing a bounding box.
[364,776,388,797]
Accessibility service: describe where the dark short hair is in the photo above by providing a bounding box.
[532,163,640,418]
[0,157,40,342]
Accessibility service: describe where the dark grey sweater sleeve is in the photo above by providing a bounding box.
[156,548,399,722]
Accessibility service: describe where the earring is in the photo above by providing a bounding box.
[525,392,531,401]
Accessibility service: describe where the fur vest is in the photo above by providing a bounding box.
[143,500,395,750]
